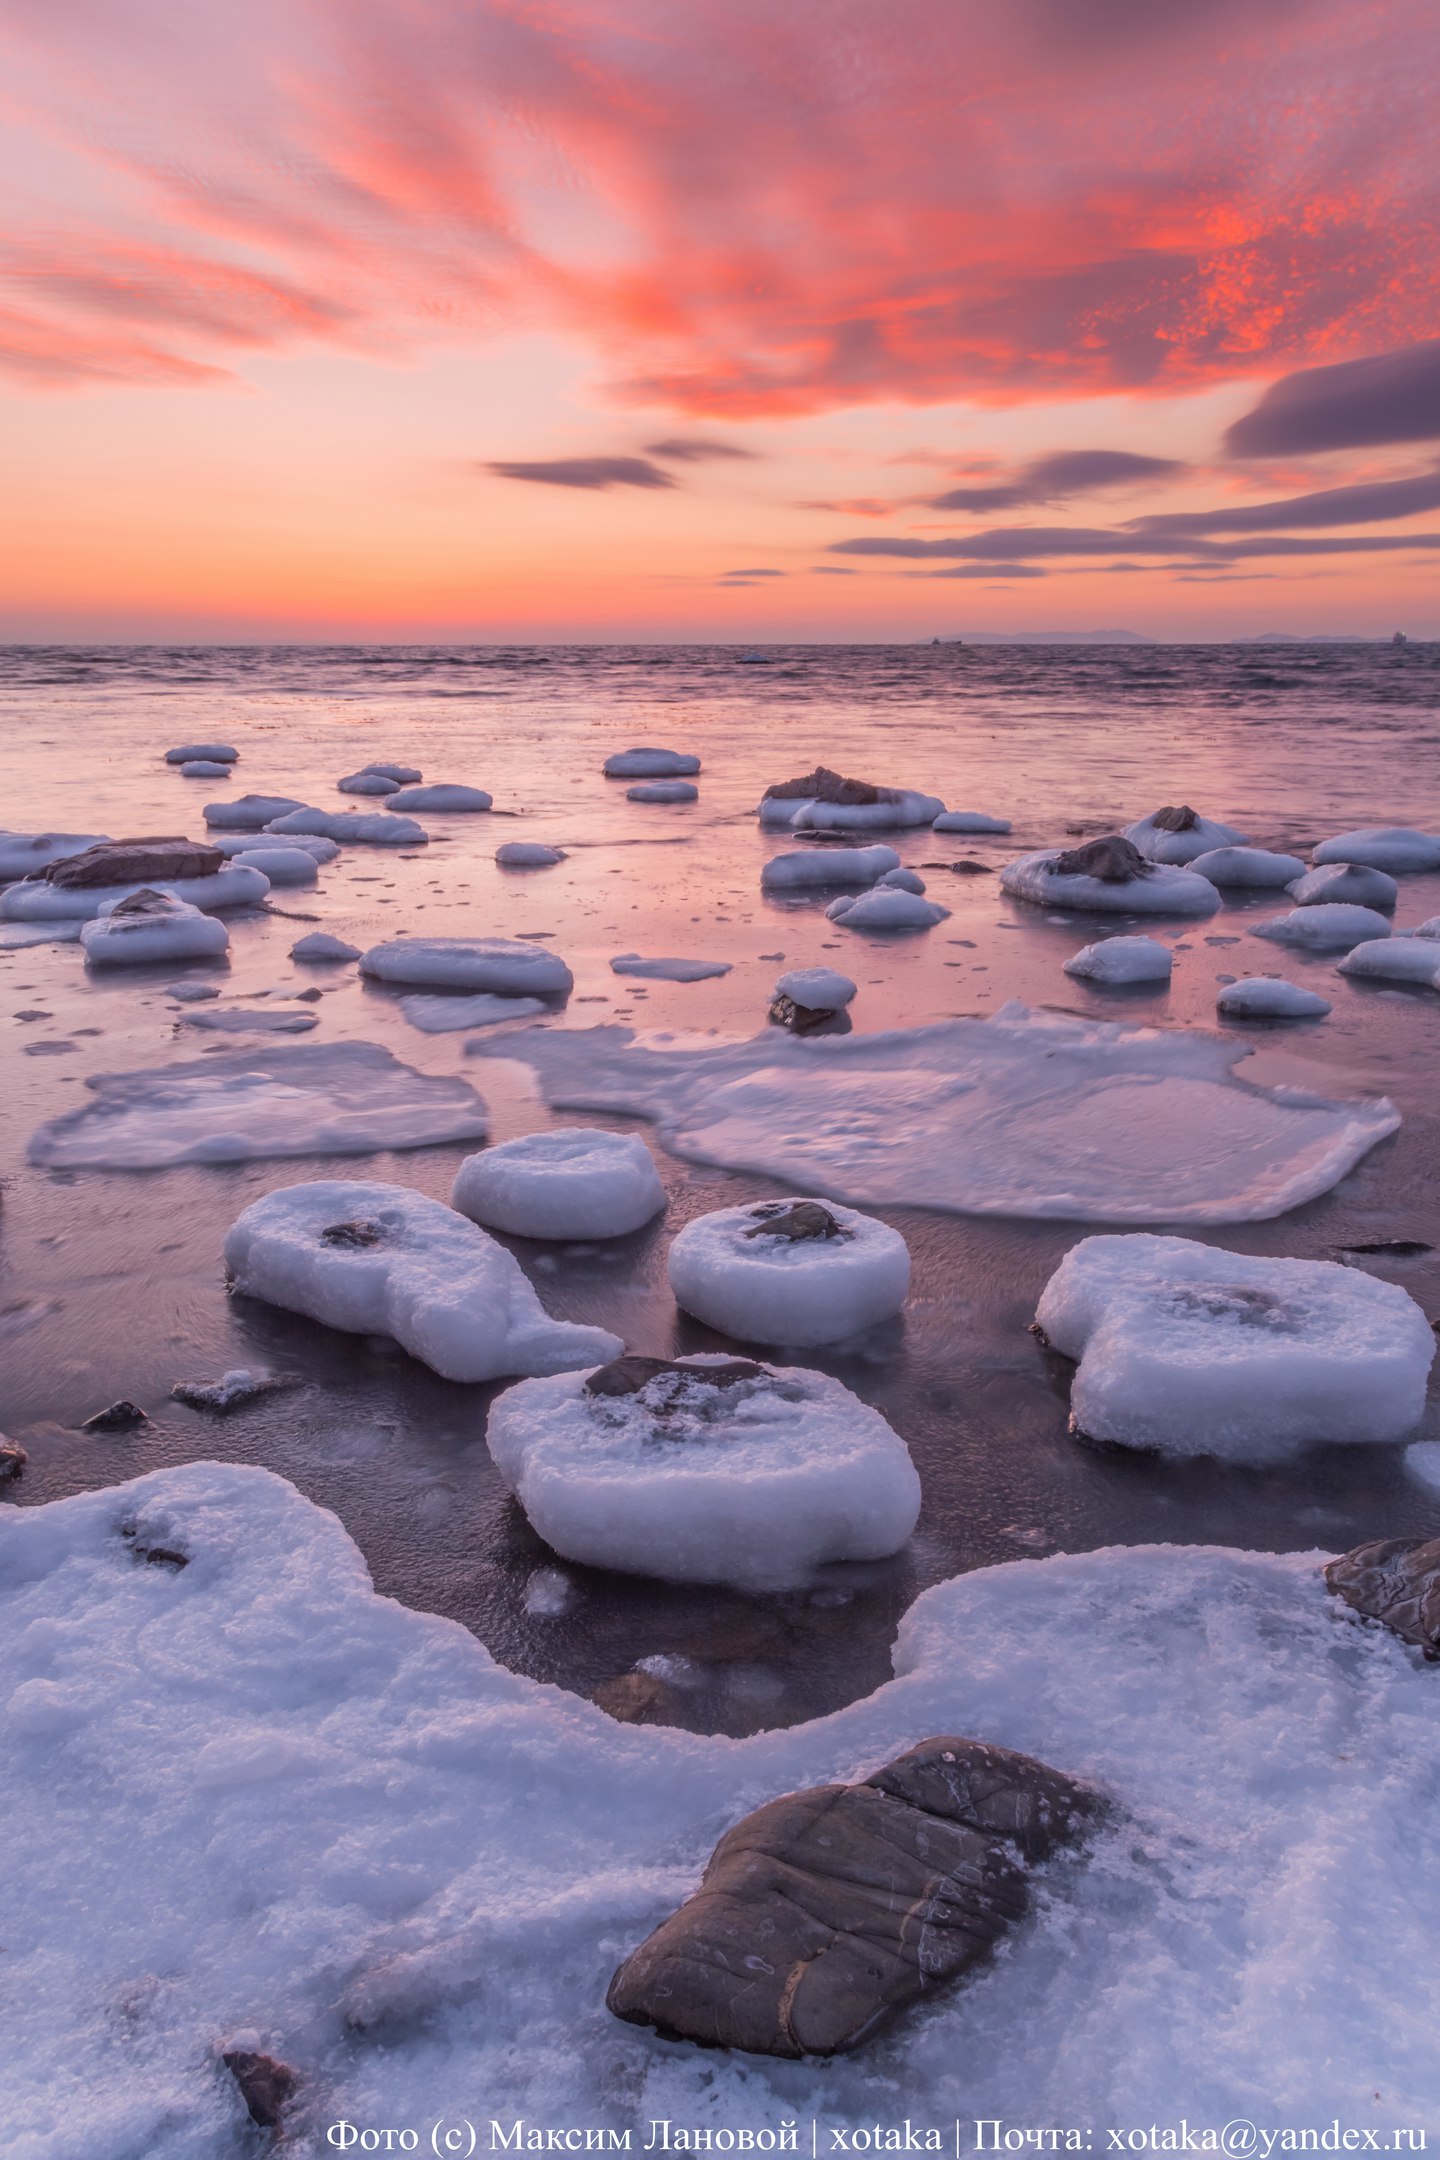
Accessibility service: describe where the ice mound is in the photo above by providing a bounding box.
[178,759,230,777]
[184,1005,318,1034]
[1063,935,1172,984]
[337,771,399,795]
[226,1181,621,1382]
[878,866,926,893]
[164,742,237,764]
[1312,827,1440,873]
[203,794,305,831]
[469,1004,1399,1223]
[0,832,108,881]
[496,842,565,868]
[603,747,701,778]
[761,843,899,890]
[609,953,732,981]
[668,1198,910,1345]
[1001,848,1220,916]
[28,1041,490,1171]
[79,890,231,969]
[487,1354,920,1587]
[361,761,422,783]
[1217,978,1332,1018]
[1287,862,1398,910]
[215,831,338,863]
[231,846,319,887]
[1036,1233,1434,1460]
[933,809,1012,833]
[452,1128,664,1239]
[385,784,493,813]
[1124,807,1249,864]
[1404,1441,1440,1494]
[626,779,698,803]
[266,807,426,846]
[776,965,857,1008]
[824,887,950,930]
[0,863,269,922]
[398,992,546,1033]
[290,931,359,963]
[1337,938,1440,987]
[1187,845,1306,887]
[362,936,572,995]
[1252,904,1391,951]
[789,790,944,831]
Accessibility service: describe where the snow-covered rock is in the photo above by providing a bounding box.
[165,981,221,1002]
[203,794,305,831]
[825,887,950,930]
[178,760,230,778]
[1404,1441,1440,1494]
[337,771,399,795]
[1124,808,1249,864]
[878,866,926,893]
[398,993,546,1033]
[775,965,857,1009]
[0,864,269,922]
[385,784,493,813]
[170,1366,284,1410]
[266,808,426,846]
[496,842,565,868]
[452,1129,664,1240]
[1063,936,1172,985]
[933,809,1011,833]
[1337,938,1440,987]
[761,844,900,890]
[360,762,422,783]
[487,1354,920,1587]
[1287,862,1399,911]
[79,890,230,969]
[164,742,237,764]
[231,846,319,887]
[1415,916,1440,939]
[1216,978,1332,1018]
[225,1181,621,1382]
[184,1005,318,1034]
[28,1042,490,1170]
[361,937,572,996]
[1312,827,1440,873]
[1036,1233,1434,1460]
[0,832,108,881]
[214,831,338,862]
[668,1198,910,1345]
[1251,904,1391,951]
[1001,849,1220,916]
[609,953,732,981]
[290,931,360,963]
[603,747,701,778]
[1187,845,1306,887]
[626,780,698,803]
[789,790,944,832]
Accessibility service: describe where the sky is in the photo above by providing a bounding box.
[1,0,1438,642]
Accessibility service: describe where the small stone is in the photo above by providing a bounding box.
[222,2050,297,2130]
[319,1219,385,1248]
[81,1400,148,1432]
[0,1438,27,1481]
[592,1672,672,1725]
[1150,804,1200,832]
[1052,835,1151,882]
[1324,1536,1440,1657]
[743,1201,846,1242]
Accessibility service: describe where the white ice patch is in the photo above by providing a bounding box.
[225,1180,621,1382]
[603,747,701,778]
[452,1128,664,1239]
[80,893,230,969]
[361,762,422,783]
[338,772,400,795]
[178,760,230,778]
[1252,904,1392,951]
[487,1356,920,1587]
[1312,827,1440,872]
[775,966,857,1008]
[215,832,338,863]
[385,784,493,812]
[290,932,360,963]
[0,864,269,921]
[785,791,944,831]
[1001,851,1220,916]
[1187,845,1305,887]
[1403,1440,1440,1493]
[203,794,305,830]
[1036,1233,1434,1460]
[468,1004,1399,1223]
[1286,862,1398,910]
[267,808,426,846]
[933,809,1011,833]
[399,992,547,1033]
[609,953,732,981]
[1124,810,1249,863]
[0,832,108,881]
[27,1041,490,1171]
[761,844,899,890]
[183,1006,319,1033]
[496,843,566,868]
[1063,936,1172,984]
[626,780,698,803]
[164,743,237,764]
[877,866,926,893]
[361,937,573,995]
[1217,978,1332,1018]
[231,846,319,887]
[668,1198,910,1345]
[1337,938,1440,988]
[825,888,950,930]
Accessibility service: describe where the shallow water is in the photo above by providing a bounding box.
[3,640,1440,1736]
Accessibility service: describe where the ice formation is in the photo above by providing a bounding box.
[398,992,547,1033]
[775,965,857,1008]
[1186,845,1306,887]
[1000,849,1220,916]
[626,780,699,803]
[761,843,900,890]
[225,1181,621,1382]
[603,747,701,777]
[668,1198,910,1344]
[385,784,493,813]
[290,931,360,963]
[496,842,565,867]
[1216,978,1332,1018]
[1416,916,1440,938]
[1124,807,1249,864]
[361,762,422,783]
[452,1128,665,1239]
[933,809,1012,833]
[184,1006,319,1034]
[487,1354,921,1587]
[178,760,231,778]
[231,846,320,887]
[0,864,269,922]
[337,771,399,795]
[215,831,338,863]
[0,832,108,880]
[164,743,237,764]
[361,936,573,995]
[1337,937,1440,987]
[609,953,732,981]
[28,1042,490,1170]
[1287,862,1398,910]
[877,866,926,893]
[203,794,305,831]
[788,791,944,831]
[469,1003,1399,1223]
[824,887,950,930]
[1063,936,1172,984]
[1311,827,1440,873]
[79,890,231,969]
[266,808,426,847]
[1251,904,1391,950]
[1036,1233,1434,1460]
[1404,1441,1440,1494]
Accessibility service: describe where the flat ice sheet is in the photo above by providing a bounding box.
[27,1040,490,1170]
[473,1002,1399,1222]
[399,991,548,1032]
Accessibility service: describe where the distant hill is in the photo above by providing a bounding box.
[941,629,1153,644]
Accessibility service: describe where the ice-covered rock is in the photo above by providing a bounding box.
[486,1354,920,1588]
[1063,936,1172,985]
[361,762,422,784]
[878,866,926,893]
[1287,863,1398,911]
[0,832,108,881]
[28,1042,490,1170]
[1001,847,1220,917]
[790,791,944,832]
[203,794,305,831]
[0,864,269,922]
[1187,846,1306,887]
[668,1198,910,1345]
[43,837,222,888]
[1337,938,1440,987]
[184,1005,318,1033]
[398,992,547,1033]
[825,888,950,930]
[626,780,698,803]
[603,747,701,778]
[338,771,399,796]
[1415,916,1440,939]
[933,810,1012,834]
[385,784,493,813]
[1124,807,1249,864]
[469,1003,1398,1223]
[1216,978,1332,1018]
[452,1129,664,1239]
[609,953,732,981]
[266,808,426,846]
[1035,1233,1434,1461]
[178,760,230,778]
[496,843,566,868]
[165,981,222,1002]
[1311,827,1440,873]
[79,890,231,969]
[170,1368,289,1411]
[164,743,237,765]
[231,846,319,887]
[775,966,857,1010]
[361,936,572,995]
[225,1181,621,1382]
[762,844,900,890]
[214,831,338,863]
[290,931,360,963]
[1324,1536,1440,1655]
[1252,904,1391,951]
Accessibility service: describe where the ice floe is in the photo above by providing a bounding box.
[775,965,857,1008]
[0,864,269,922]
[761,843,899,890]
[164,742,237,764]
[178,760,231,778]
[290,931,360,963]
[0,832,108,881]
[1312,826,1440,873]
[609,953,732,981]
[496,842,566,868]
[27,1042,490,1170]
[1063,936,1172,984]
[231,846,320,887]
[79,890,231,969]
[361,762,422,783]
[626,780,698,803]
[1001,848,1220,916]
[1404,1441,1440,1494]
[337,771,399,795]
[165,981,222,1002]
[184,1005,319,1033]
[603,747,701,777]
[1036,1233,1434,1460]
[933,809,1012,833]
[1216,978,1332,1018]
[469,1003,1399,1223]
[824,888,950,930]
[789,791,943,832]
[1187,845,1306,886]
[361,936,573,995]
[266,808,426,846]
[1287,862,1398,910]
[203,794,305,831]
[877,866,926,893]
[452,1128,664,1239]
[214,831,338,863]
[1252,904,1391,951]
[1337,938,1440,987]
[487,1354,920,1587]
[385,784,493,813]
[1124,807,1249,864]
[398,992,547,1033]
[225,1181,621,1382]
[668,1198,910,1345]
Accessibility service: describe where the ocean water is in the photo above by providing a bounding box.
[3,640,1440,1735]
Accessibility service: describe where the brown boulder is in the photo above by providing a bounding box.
[606,1735,1104,2057]
[1150,805,1199,833]
[763,767,894,807]
[1051,835,1151,883]
[742,1201,846,1242]
[584,1355,766,1400]
[1323,1536,1440,1657]
[44,837,224,888]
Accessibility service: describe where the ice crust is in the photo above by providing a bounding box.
[932,809,1011,833]
[178,760,230,778]
[877,866,926,893]
[337,771,399,795]
[290,932,359,963]
[361,937,573,995]
[452,1128,665,1239]
[496,843,565,867]
[1216,978,1332,1018]
[398,992,547,1033]
[164,743,237,764]
[603,747,701,778]
[1252,904,1391,950]
[267,808,426,846]
[1287,862,1398,910]
[668,1198,911,1344]
[1337,938,1440,987]
[0,864,270,921]
[27,1042,490,1170]
[385,784,493,812]
[203,795,305,830]
[1037,1233,1434,1460]
[469,1004,1399,1223]
[80,893,231,968]
[626,780,699,803]
[1124,809,1249,864]
[0,832,108,880]
[184,1006,318,1033]
[1187,846,1306,887]
[487,1356,921,1586]
[231,846,319,887]
[1063,935,1172,984]
[1000,850,1220,916]
[610,953,733,981]
[362,762,422,783]
[225,1181,621,1382]
[761,844,899,890]
[787,790,944,831]
[824,888,950,930]
[775,965,857,1008]
[1311,827,1440,872]
[215,831,338,862]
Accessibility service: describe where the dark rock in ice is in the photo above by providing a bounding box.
[743,1201,847,1242]
[1051,835,1151,883]
[142,1546,189,1570]
[1336,1239,1433,1258]
[1324,1537,1440,1657]
[584,1354,767,1399]
[108,887,178,918]
[921,858,992,873]
[0,1437,26,1481]
[319,1218,386,1248]
[44,837,223,888]
[768,992,833,1032]
[606,1735,1105,2057]
[763,766,891,807]
[171,1369,297,1412]
[1150,805,1200,833]
[81,1400,148,1432]
[222,2049,297,2130]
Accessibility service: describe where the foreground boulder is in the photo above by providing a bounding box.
[1324,1537,1440,1657]
[1051,835,1150,883]
[763,765,888,806]
[607,1736,1103,2056]
[44,836,223,887]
